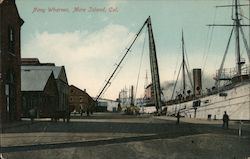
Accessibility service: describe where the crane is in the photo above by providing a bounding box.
[95,16,162,114]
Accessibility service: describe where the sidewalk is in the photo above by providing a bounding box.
[155,116,222,124]
[1,119,37,131]
[154,116,250,131]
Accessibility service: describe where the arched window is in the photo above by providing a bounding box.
[6,70,16,120]
[8,26,15,53]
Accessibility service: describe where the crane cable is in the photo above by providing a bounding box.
[95,19,148,101]
[135,28,147,102]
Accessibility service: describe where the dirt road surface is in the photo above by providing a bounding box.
[1,113,250,159]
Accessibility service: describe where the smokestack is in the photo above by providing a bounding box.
[130,85,134,106]
[193,68,202,96]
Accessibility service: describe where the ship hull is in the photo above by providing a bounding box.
[140,106,156,114]
[166,82,250,120]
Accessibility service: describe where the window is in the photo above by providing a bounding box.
[8,26,15,52]
[193,100,201,108]
[6,70,16,120]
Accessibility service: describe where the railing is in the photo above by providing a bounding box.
[214,65,250,80]
[241,64,250,75]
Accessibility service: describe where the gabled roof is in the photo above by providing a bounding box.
[21,65,68,84]
[70,85,87,95]
[21,69,53,91]
[0,0,24,26]
[70,85,94,102]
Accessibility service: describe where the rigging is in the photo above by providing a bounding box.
[208,0,250,86]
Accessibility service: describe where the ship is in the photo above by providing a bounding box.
[96,0,249,119]
[165,0,250,120]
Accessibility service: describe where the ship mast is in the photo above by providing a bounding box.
[234,0,242,76]
[209,0,250,86]
[182,30,186,96]
[170,30,193,100]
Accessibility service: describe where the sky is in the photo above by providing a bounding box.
[16,0,250,100]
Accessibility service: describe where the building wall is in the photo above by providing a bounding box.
[56,69,69,112]
[145,84,153,100]
[21,64,70,114]
[21,74,58,118]
[21,58,40,65]
[0,0,23,123]
[69,85,95,113]
[97,99,118,112]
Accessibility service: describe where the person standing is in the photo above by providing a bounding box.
[29,108,36,123]
[176,111,181,124]
[222,111,229,129]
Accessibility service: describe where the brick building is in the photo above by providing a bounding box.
[69,85,95,115]
[0,0,24,123]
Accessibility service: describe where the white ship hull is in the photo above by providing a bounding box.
[166,82,250,120]
[140,106,156,114]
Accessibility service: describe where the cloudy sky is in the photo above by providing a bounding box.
[16,0,250,100]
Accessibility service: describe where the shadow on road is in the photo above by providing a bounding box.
[1,131,242,153]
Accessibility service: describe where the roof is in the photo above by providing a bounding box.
[21,69,53,91]
[70,85,94,101]
[0,0,24,25]
[21,58,40,65]
[21,65,67,83]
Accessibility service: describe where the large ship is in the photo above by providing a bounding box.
[165,0,250,120]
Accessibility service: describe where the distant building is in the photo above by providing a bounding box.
[69,85,95,114]
[21,69,58,117]
[0,0,24,123]
[95,98,119,112]
[145,83,153,100]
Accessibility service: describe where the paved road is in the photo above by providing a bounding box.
[1,113,250,159]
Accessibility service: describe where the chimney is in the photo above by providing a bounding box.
[193,68,202,96]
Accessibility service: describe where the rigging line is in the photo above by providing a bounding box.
[173,41,182,82]
[106,65,123,97]
[203,7,218,74]
[113,64,123,80]
[97,62,121,95]
[181,30,190,69]
[96,19,148,101]
[231,0,234,20]
[239,25,250,62]
[239,5,249,20]
[240,14,250,20]
[202,26,211,64]
[216,26,234,87]
[171,64,182,100]
[184,44,191,70]
[135,29,147,100]
[115,33,137,67]
[184,62,194,89]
